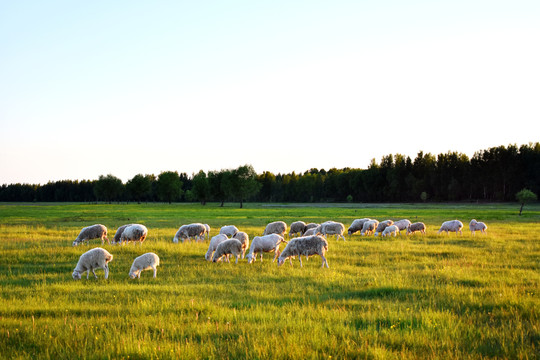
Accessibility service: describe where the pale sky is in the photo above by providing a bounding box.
[1,1,539,184]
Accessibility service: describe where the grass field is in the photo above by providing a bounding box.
[0,202,539,359]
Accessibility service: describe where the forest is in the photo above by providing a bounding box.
[1,143,539,204]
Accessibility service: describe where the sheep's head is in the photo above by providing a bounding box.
[72,271,82,280]
[72,240,79,246]
[246,253,254,264]
[277,257,285,266]
[129,271,138,279]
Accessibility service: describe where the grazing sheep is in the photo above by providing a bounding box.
[205,234,229,261]
[119,224,148,245]
[348,218,371,235]
[406,222,426,235]
[361,220,379,236]
[129,252,160,279]
[173,223,206,243]
[112,224,132,244]
[277,235,329,268]
[246,234,287,263]
[393,219,412,233]
[374,220,394,236]
[437,220,464,235]
[303,223,319,235]
[317,221,346,241]
[289,221,307,238]
[303,227,318,236]
[233,231,250,258]
[263,221,287,237]
[203,224,211,240]
[219,225,239,238]
[381,225,399,237]
[212,239,243,264]
[469,219,488,235]
[72,224,109,246]
[72,247,113,280]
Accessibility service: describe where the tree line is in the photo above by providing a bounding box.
[1,143,539,205]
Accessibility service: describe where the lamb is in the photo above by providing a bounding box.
[289,221,307,238]
[112,224,132,244]
[246,234,287,263]
[469,219,488,235]
[317,221,346,241]
[173,223,206,243]
[72,247,113,280]
[219,225,239,238]
[374,220,394,236]
[381,225,399,237]
[348,218,371,235]
[406,222,426,235]
[263,221,287,237]
[119,224,148,245]
[205,234,229,261]
[361,220,379,236]
[212,239,243,264]
[72,224,109,246]
[277,235,329,268]
[233,231,250,258]
[393,219,412,233]
[129,252,160,279]
[437,220,464,235]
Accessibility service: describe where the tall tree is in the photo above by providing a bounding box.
[126,174,153,203]
[156,171,183,204]
[191,170,210,205]
[516,188,537,216]
[93,174,124,203]
[227,165,261,208]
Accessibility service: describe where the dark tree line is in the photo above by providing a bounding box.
[1,144,539,204]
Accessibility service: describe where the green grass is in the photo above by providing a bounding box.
[0,202,539,359]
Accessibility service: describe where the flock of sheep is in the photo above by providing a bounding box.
[70,218,488,280]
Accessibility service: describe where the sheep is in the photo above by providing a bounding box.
[219,225,239,238]
[348,218,371,235]
[317,221,346,241]
[289,221,307,238]
[72,224,109,246]
[263,221,287,237]
[469,219,488,235]
[129,252,160,279]
[361,220,379,236]
[303,223,319,235]
[112,224,132,244]
[303,227,318,236]
[119,224,148,245]
[374,220,394,236]
[233,231,250,258]
[246,234,287,263]
[72,247,113,280]
[173,223,206,243]
[406,222,426,235]
[437,220,464,235]
[205,234,229,261]
[393,219,412,233]
[381,225,399,237]
[212,239,243,264]
[203,224,211,240]
[277,235,329,268]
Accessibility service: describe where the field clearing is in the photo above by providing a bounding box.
[0,202,539,359]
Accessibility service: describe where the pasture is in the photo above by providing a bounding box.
[0,202,538,359]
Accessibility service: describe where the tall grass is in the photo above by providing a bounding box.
[0,202,538,359]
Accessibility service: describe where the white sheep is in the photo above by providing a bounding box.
[119,224,148,245]
[173,223,206,243]
[381,225,399,237]
[289,221,307,238]
[303,223,319,235]
[233,231,250,258]
[203,224,211,240]
[72,247,113,280]
[361,220,379,236]
[263,221,287,237]
[112,224,132,244]
[406,222,426,235]
[129,252,160,279]
[219,225,239,238]
[469,219,488,235]
[212,239,243,264]
[393,219,412,233]
[437,220,464,235]
[374,220,394,236]
[246,234,287,263]
[277,235,329,268]
[317,221,346,241]
[303,227,318,236]
[72,224,109,246]
[348,218,371,235]
[205,234,229,261]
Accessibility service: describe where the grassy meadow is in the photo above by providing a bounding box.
[0,202,539,359]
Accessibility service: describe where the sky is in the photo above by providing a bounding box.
[1,0,539,184]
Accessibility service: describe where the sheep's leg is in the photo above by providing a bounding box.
[235,254,239,264]
[92,268,97,279]
[298,256,303,267]
[321,255,329,268]
[104,265,109,279]
[86,270,90,279]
